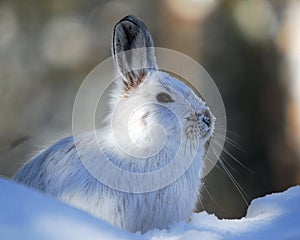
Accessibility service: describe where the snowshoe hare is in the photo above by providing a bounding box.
[14,15,215,233]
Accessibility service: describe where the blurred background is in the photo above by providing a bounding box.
[1,0,300,219]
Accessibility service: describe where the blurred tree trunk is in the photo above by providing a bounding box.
[197,1,299,218]
[281,1,300,185]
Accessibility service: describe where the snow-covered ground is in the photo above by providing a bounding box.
[0,177,299,240]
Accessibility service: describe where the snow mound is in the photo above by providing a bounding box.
[0,178,140,240]
[0,177,299,240]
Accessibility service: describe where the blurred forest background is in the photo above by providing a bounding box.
[1,0,300,219]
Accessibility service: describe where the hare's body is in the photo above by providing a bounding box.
[14,16,215,233]
[15,131,203,233]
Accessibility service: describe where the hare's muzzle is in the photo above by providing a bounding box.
[185,109,215,139]
[198,109,212,130]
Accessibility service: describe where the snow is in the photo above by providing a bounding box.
[0,178,140,240]
[0,177,299,240]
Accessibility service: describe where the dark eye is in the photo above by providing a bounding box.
[156,92,174,103]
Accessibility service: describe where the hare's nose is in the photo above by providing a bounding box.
[198,109,212,130]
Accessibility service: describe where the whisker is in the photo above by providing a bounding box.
[220,155,241,175]
[224,137,245,152]
[205,125,253,210]
[205,158,223,173]
[201,180,223,211]
[213,141,254,173]
[214,127,239,136]
[219,160,249,206]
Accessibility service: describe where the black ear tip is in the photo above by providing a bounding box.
[116,15,147,30]
[118,15,140,24]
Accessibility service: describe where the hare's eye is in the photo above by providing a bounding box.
[156,92,174,103]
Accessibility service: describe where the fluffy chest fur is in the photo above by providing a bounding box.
[79,131,203,232]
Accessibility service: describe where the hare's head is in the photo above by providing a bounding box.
[109,15,215,158]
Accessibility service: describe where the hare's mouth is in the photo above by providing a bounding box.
[185,110,215,140]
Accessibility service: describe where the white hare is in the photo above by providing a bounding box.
[14,15,215,233]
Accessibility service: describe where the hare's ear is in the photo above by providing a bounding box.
[112,15,158,90]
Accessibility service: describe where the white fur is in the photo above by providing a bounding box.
[14,16,215,233]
